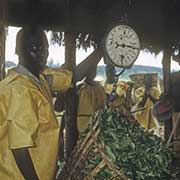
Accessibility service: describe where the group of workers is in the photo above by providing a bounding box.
[0,26,180,180]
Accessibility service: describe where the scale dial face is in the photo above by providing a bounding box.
[104,25,141,68]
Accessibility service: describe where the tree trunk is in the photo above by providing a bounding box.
[64,32,78,161]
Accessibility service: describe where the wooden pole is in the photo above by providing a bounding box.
[64,32,76,70]
[162,48,173,141]
[0,0,7,80]
[64,31,78,160]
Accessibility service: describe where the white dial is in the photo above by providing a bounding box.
[104,25,140,68]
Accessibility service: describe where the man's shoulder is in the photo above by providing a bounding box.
[42,66,72,75]
[0,71,19,87]
[0,72,22,97]
[0,71,38,91]
[77,81,105,93]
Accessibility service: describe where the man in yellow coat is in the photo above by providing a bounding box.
[104,81,130,115]
[132,75,161,129]
[77,66,106,132]
[0,27,103,180]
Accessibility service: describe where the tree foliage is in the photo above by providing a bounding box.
[50,31,100,51]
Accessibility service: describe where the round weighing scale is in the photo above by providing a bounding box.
[103,24,141,68]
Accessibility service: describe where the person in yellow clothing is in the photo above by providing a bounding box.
[77,66,106,132]
[132,75,161,129]
[104,81,129,113]
[0,27,103,180]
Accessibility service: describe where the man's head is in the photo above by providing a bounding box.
[144,74,153,89]
[153,95,173,122]
[16,27,49,76]
[85,65,97,84]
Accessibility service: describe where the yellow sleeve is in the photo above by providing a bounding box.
[43,67,73,92]
[150,87,161,99]
[7,86,39,149]
[133,87,145,104]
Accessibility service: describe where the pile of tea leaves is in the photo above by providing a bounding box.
[82,108,174,180]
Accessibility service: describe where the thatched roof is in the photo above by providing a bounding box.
[4,0,180,53]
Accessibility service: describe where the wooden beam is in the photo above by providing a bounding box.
[64,32,78,160]
[162,48,173,141]
[162,48,171,93]
[0,0,7,80]
[64,32,76,70]
[0,24,5,80]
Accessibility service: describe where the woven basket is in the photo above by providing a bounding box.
[58,112,129,180]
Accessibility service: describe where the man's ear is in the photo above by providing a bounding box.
[15,46,20,55]
[15,44,27,57]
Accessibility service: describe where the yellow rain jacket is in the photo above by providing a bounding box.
[77,82,106,132]
[133,86,160,129]
[0,65,72,180]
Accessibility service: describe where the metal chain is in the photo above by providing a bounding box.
[108,68,125,103]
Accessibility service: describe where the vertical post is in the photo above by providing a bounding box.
[64,31,78,160]
[162,48,173,141]
[0,0,7,80]
[64,32,76,70]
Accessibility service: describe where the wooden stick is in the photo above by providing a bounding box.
[91,133,128,180]
[84,160,106,179]
[167,113,180,147]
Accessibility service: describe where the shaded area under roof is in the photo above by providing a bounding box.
[3,0,180,53]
